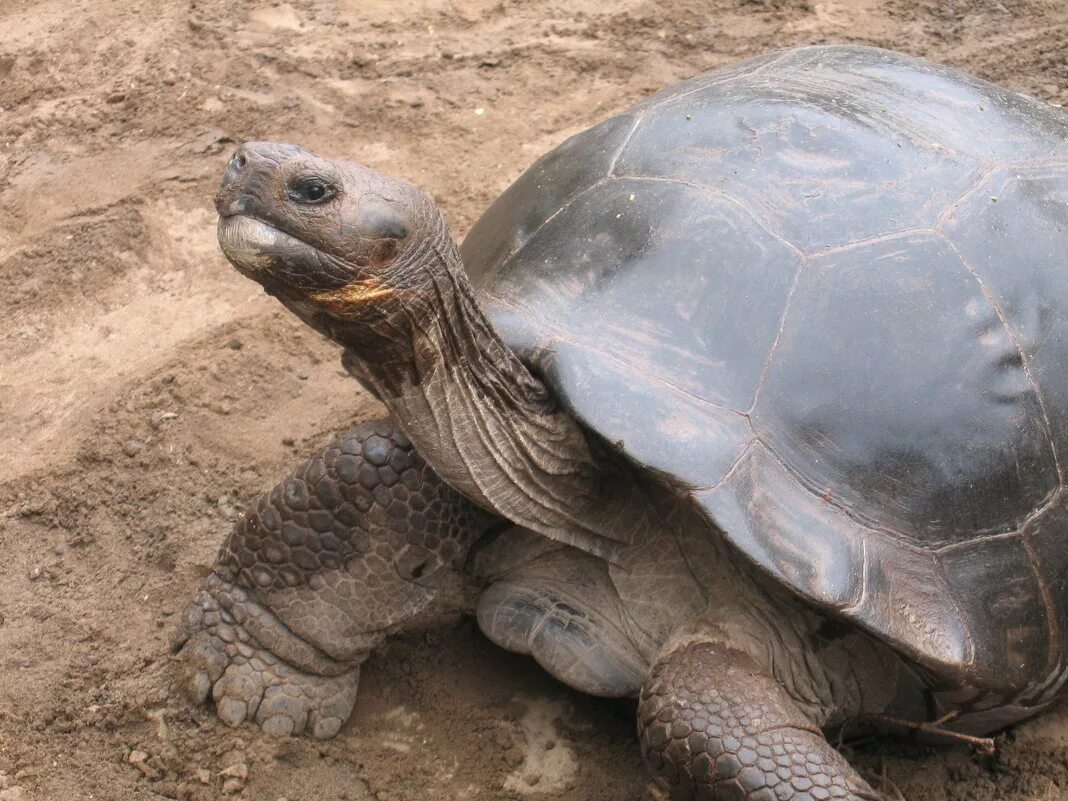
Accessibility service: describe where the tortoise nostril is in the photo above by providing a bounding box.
[228,195,251,216]
[232,152,247,170]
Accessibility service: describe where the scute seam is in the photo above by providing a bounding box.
[641,47,796,114]
[803,227,937,260]
[1021,531,1060,674]
[484,290,753,420]
[933,486,1063,554]
[936,163,1001,228]
[937,230,1063,486]
[742,432,1053,551]
[838,536,869,616]
[495,178,608,272]
[746,257,806,415]
[607,174,803,258]
[607,111,646,177]
[691,439,757,492]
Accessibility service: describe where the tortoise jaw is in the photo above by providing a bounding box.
[216,214,301,278]
[218,214,395,323]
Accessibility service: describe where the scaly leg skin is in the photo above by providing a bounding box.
[178,576,363,738]
[639,641,881,801]
[174,418,494,738]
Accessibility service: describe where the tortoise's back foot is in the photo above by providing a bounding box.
[476,548,649,697]
[174,575,361,739]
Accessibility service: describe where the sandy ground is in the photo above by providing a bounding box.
[2,1,1068,799]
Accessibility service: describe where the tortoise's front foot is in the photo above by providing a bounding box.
[172,419,493,738]
[174,575,362,739]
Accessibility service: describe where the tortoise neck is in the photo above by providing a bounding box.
[338,210,550,419]
[340,213,653,558]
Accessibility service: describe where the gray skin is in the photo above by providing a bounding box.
[174,140,917,801]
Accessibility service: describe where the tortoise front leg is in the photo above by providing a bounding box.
[639,641,881,801]
[173,419,494,738]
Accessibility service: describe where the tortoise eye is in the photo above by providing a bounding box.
[289,177,335,205]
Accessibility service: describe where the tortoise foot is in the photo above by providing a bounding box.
[476,549,648,697]
[640,641,881,801]
[174,576,361,739]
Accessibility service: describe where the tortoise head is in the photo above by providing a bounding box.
[215,142,441,338]
[214,144,632,556]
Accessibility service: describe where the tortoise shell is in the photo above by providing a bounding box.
[459,45,1068,692]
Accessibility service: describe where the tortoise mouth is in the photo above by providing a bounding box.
[217,214,313,279]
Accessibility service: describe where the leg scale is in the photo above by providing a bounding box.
[639,641,880,801]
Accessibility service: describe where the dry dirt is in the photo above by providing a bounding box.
[2,1,1068,799]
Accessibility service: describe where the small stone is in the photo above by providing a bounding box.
[282,438,295,447]
[194,129,233,154]
[227,339,243,350]
[222,777,244,794]
[128,749,161,779]
[220,762,249,781]
[196,768,211,784]
[105,92,127,104]
[150,411,179,430]
[123,439,143,457]
[217,494,238,519]
[296,372,309,380]
[28,567,43,581]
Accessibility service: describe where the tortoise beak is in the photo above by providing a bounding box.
[215,147,266,219]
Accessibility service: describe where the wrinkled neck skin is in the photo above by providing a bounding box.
[324,210,658,561]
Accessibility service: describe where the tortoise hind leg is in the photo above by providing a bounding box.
[640,640,880,801]
[477,548,649,697]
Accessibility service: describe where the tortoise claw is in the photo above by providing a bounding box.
[174,581,361,739]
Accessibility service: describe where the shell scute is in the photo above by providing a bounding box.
[751,230,1059,547]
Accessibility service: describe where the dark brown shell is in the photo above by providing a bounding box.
[460,45,1068,692]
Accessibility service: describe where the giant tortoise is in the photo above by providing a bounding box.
[175,45,1068,800]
